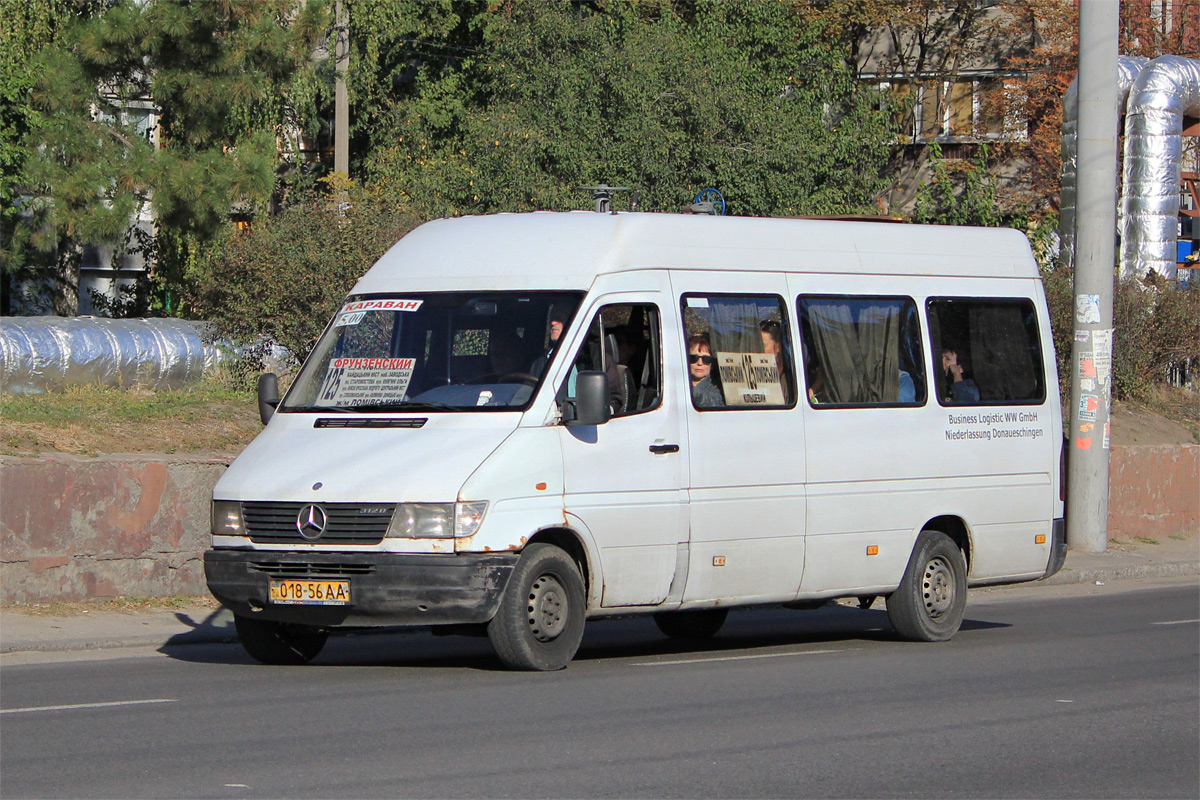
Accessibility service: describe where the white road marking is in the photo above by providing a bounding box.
[1,698,177,715]
[635,648,843,667]
[1151,618,1199,626]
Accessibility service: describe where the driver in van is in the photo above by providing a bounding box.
[531,306,568,376]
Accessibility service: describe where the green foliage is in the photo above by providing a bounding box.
[1041,270,1200,403]
[362,0,896,217]
[12,0,330,316]
[1111,277,1200,402]
[196,190,419,378]
[1039,264,1074,401]
[911,142,1005,228]
[0,0,84,277]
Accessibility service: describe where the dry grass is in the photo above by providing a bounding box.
[1,382,261,456]
[4,596,220,616]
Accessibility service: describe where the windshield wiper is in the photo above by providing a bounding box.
[285,404,357,413]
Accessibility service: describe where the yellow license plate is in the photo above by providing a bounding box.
[269,579,351,605]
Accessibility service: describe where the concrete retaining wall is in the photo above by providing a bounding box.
[1,455,231,603]
[1108,445,1199,540]
[1,445,1196,604]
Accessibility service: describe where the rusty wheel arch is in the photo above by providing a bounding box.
[922,515,972,571]
[524,528,592,595]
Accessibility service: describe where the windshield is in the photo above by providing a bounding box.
[282,292,585,412]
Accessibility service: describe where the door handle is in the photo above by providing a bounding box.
[649,443,680,454]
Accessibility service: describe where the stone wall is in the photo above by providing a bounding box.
[1,446,1195,604]
[0,454,231,603]
[1108,445,1199,540]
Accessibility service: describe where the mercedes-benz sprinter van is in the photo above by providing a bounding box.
[205,211,1066,670]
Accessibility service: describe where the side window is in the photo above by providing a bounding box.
[561,304,661,417]
[681,294,795,410]
[927,297,1045,405]
[797,295,926,407]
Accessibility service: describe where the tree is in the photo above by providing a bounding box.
[0,0,83,313]
[361,0,897,218]
[197,188,418,372]
[14,0,329,316]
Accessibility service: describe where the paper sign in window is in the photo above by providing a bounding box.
[316,357,416,407]
[716,353,785,406]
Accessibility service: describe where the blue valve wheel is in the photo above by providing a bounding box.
[694,188,726,216]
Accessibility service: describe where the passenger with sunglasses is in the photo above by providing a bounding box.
[687,331,724,408]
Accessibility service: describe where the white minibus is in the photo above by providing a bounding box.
[205,211,1066,670]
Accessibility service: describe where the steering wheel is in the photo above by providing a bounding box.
[497,372,539,386]
[466,372,538,386]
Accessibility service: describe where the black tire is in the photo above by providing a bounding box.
[653,608,729,640]
[234,615,329,665]
[887,530,968,642]
[487,544,586,671]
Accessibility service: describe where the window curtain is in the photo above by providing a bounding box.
[708,299,761,354]
[806,302,901,403]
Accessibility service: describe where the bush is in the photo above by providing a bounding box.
[1041,268,1200,402]
[1040,265,1075,400]
[1112,276,1200,400]
[196,191,420,382]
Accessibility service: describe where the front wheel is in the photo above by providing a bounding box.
[234,615,329,665]
[487,544,586,671]
[887,530,967,642]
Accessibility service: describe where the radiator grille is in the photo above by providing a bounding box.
[250,561,376,578]
[242,502,394,545]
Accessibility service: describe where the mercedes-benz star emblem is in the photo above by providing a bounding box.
[296,504,328,540]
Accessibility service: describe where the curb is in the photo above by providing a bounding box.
[1041,560,1200,586]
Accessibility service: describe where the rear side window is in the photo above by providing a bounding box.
[797,296,926,407]
[927,297,1045,405]
[680,294,795,410]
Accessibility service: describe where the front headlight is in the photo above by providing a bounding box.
[211,500,245,536]
[385,502,489,539]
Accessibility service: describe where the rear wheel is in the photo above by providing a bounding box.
[487,544,586,671]
[653,608,728,640]
[234,615,328,665]
[887,530,967,642]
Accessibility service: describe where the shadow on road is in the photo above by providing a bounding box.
[157,603,1009,671]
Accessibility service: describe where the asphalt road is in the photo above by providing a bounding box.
[2,579,1197,799]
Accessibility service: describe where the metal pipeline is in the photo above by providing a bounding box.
[1058,55,1148,271]
[0,317,228,394]
[1119,55,1200,280]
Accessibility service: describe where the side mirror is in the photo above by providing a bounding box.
[257,373,280,425]
[568,371,611,426]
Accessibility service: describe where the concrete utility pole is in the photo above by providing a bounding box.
[334,0,349,177]
[1067,0,1120,554]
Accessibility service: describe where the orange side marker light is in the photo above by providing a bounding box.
[866,545,879,556]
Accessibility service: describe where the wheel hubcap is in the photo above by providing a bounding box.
[527,574,567,642]
[922,557,955,620]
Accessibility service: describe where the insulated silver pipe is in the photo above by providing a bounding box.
[1119,55,1200,279]
[0,317,228,394]
[1059,55,1147,271]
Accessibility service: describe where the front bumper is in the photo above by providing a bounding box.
[1043,517,1068,578]
[204,549,518,627]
